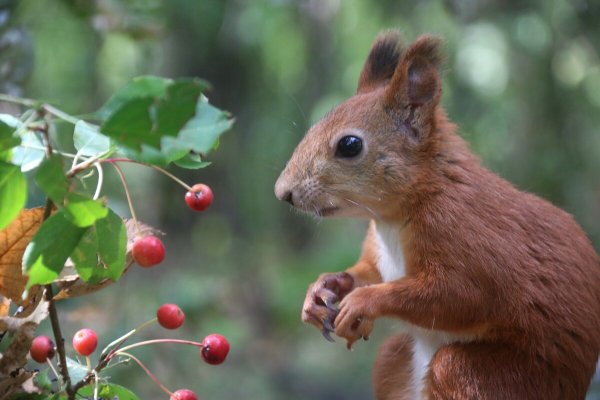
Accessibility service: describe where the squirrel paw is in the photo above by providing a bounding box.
[301,272,355,341]
[334,287,377,349]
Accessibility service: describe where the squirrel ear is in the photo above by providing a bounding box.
[357,30,404,94]
[385,35,444,108]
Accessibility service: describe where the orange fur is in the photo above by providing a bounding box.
[275,31,600,399]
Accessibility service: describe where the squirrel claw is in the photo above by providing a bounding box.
[323,298,339,312]
[322,328,335,342]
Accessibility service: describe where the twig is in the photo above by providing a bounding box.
[45,284,74,397]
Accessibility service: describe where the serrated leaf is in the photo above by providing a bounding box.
[96,75,171,121]
[154,79,204,136]
[11,132,45,172]
[101,97,156,148]
[34,156,68,205]
[71,209,126,283]
[73,120,111,157]
[23,210,88,288]
[64,194,108,228]
[0,162,27,230]
[0,208,45,303]
[176,96,234,154]
[77,383,140,400]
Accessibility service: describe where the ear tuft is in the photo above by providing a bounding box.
[357,30,404,94]
[386,35,444,107]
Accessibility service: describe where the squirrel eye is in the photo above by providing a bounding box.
[335,135,363,158]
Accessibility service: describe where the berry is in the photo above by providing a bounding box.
[170,389,198,400]
[200,333,230,365]
[185,183,213,212]
[157,303,185,329]
[30,335,55,363]
[72,328,98,356]
[132,236,165,267]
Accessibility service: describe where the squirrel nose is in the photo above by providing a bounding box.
[281,191,294,206]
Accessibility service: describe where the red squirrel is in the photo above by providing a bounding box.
[274,31,600,399]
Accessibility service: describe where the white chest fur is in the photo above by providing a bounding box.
[374,221,407,282]
[374,221,467,398]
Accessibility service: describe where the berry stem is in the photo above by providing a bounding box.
[46,358,63,387]
[86,356,92,372]
[101,317,158,357]
[102,158,193,191]
[111,162,140,231]
[118,351,173,396]
[112,338,204,356]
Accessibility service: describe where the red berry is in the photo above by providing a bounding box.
[170,389,197,400]
[132,236,165,267]
[185,183,213,212]
[157,303,185,329]
[200,333,230,365]
[72,328,98,356]
[30,335,55,363]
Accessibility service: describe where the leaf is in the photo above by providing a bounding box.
[154,79,204,136]
[96,75,171,121]
[65,357,88,383]
[0,162,27,230]
[34,156,68,205]
[71,209,127,283]
[11,132,45,172]
[0,120,20,152]
[64,194,108,228]
[32,369,52,392]
[101,97,157,148]
[22,210,88,288]
[176,96,234,155]
[77,383,140,400]
[73,120,111,157]
[0,208,45,303]
[173,152,211,169]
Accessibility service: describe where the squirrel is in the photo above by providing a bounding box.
[274,31,600,400]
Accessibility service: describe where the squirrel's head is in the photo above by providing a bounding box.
[275,31,445,220]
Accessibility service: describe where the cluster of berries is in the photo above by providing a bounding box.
[30,302,229,399]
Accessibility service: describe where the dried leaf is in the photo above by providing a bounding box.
[0,369,34,400]
[0,296,9,317]
[0,298,48,333]
[0,208,45,302]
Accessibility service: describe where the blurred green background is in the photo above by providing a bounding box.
[2,0,600,398]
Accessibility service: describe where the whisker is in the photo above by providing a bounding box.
[343,197,381,220]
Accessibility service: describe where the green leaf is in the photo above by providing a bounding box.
[0,162,27,229]
[35,155,69,204]
[0,120,20,151]
[72,209,127,283]
[66,356,88,383]
[77,383,140,400]
[64,193,108,228]
[11,131,45,172]
[101,97,156,148]
[176,96,234,154]
[174,152,212,169]
[73,120,111,156]
[154,79,204,136]
[33,368,53,391]
[96,75,172,121]
[23,210,88,287]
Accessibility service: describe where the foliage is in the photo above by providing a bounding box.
[0,74,232,398]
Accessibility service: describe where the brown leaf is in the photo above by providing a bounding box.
[0,208,45,303]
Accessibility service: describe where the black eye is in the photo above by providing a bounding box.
[335,135,363,158]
